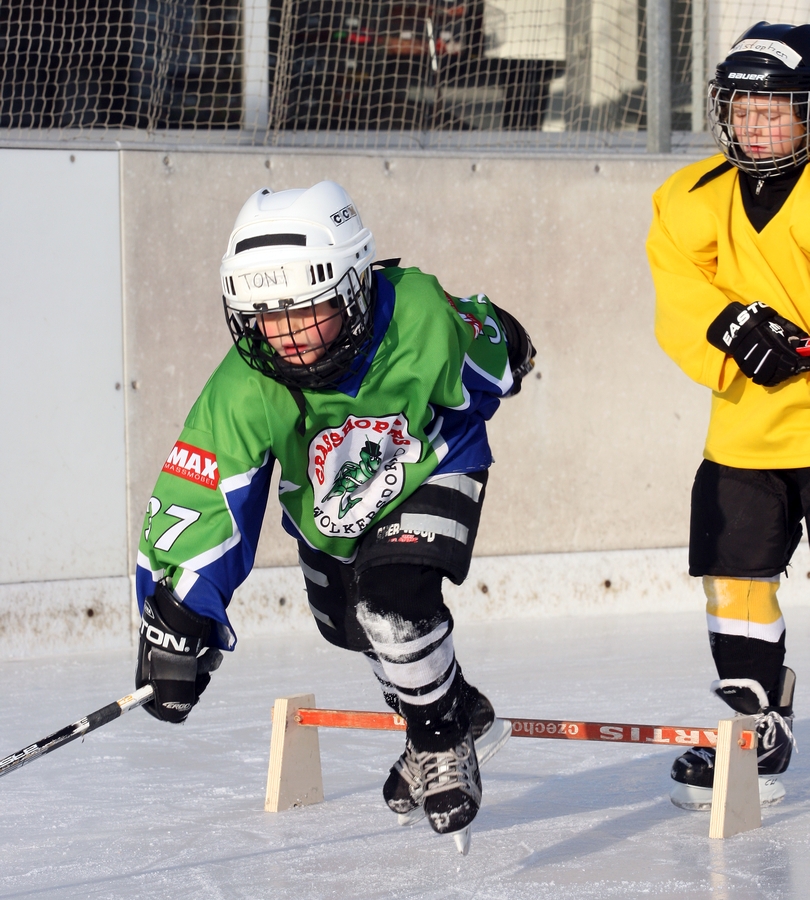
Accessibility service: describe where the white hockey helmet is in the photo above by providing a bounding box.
[221,181,377,387]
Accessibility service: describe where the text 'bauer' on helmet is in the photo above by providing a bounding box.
[708,21,810,177]
[221,180,377,389]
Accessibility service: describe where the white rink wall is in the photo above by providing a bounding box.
[4,543,810,658]
[5,145,809,659]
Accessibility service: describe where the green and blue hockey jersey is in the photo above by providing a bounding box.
[136,267,514,649]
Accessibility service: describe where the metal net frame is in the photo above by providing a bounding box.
[1,0,809,153]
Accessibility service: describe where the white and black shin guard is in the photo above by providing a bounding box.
[357,565,468,751]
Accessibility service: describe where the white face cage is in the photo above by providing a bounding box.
[708,85,810,177]
[224,266,375,389]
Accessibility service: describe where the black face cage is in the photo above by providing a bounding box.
[224,267,375,389]
[708,84,810,177]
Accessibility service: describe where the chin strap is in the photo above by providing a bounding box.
[287,384,308,436]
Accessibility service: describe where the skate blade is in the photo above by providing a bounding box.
[476,717,512,767]
[669,780,712,811]
[670,775,786,811]
[452,826,471,856]
[397,807,425,827]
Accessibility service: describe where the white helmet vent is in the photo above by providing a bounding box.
[311,262,334,285]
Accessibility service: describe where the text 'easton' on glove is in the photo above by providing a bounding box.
[136,582,223,724]
[706,301,810,387]
[492,304,537,396]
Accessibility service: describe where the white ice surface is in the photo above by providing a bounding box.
[2,609,810,899]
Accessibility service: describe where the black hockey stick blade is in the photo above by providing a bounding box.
[0,685,154,779]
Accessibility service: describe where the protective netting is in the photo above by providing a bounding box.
[1,1,242,131]
[1,1,809,151]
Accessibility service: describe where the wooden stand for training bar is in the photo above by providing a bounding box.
[265,693,324,812]
[709,715,761,839]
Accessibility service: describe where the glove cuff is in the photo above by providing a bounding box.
[140,582,212,658]
[706,301,776,352]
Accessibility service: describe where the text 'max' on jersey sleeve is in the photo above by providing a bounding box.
[136,424,275,651]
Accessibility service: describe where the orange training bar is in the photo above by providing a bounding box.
[293,709,755,750]
[296,708,407,731]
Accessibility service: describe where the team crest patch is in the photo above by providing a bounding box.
[309,414,421,536]
[162,441,220,490]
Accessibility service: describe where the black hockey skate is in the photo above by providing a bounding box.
[670,666,796,811]
[382,691,510,827]
[418,728,482,855]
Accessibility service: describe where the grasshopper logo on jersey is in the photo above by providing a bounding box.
[309,414,421,536]
[162,441,220,490]
[323,439,383,519]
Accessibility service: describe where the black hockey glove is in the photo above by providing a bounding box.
[706,301,810,387]
[135,582,222,724]
[492,304,536,396]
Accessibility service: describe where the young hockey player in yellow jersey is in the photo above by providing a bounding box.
[647,21,810,810]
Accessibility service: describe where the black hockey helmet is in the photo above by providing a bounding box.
[708,21,810,176]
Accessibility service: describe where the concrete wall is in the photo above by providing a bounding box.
[1,146,734,658]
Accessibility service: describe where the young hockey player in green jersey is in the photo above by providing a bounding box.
[647,22,810,811]
[135,180,535,853]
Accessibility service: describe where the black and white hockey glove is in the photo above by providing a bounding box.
[706,301,810,387]
[492,304,536,396]
[135,582,222,724]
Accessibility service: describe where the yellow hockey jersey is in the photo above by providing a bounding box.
[648,154,810,468]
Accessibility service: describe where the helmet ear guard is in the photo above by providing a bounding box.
[220,181,377,388]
